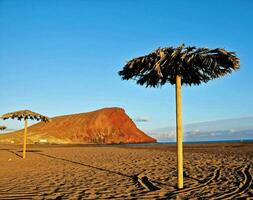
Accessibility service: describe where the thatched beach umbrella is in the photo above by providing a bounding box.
[1,110,50,158]
[0,125,7,130]
[119,44,240,188]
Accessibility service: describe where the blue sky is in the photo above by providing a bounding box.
[1,0,253,139]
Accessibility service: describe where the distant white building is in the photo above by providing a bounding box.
[39,139,48,144]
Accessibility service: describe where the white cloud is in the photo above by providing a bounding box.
[156,130,175,139]
[188,129,201,136]
[229,129,236,133]
[134,116,150,122]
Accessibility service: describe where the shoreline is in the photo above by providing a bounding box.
[0,139,252,148]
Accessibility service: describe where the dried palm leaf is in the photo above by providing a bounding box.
[119,44,240,87]
[1,110,50,122]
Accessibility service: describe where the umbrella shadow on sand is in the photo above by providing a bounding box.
[2,149,202,194]
[30,151,161,191]
[1,149,23,158]
[2,149,43,158]
[4,149,157,190]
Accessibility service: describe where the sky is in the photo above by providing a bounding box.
[0,0,253,140]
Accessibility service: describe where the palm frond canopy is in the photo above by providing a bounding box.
[1,110,50,122]
[0,125,6,130]
[119,44,240,87]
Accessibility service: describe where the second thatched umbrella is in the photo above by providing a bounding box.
[0,125,7,131]
[1,110,50,158]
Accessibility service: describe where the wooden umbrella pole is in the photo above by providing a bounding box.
[176,75,183,189]
[23,118,28,159]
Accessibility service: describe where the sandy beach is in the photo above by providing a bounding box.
[0,142,252,199]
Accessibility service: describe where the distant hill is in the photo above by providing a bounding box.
[0,107,156,144]
[148,116,253,142]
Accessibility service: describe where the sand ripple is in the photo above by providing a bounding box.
[0,143,253,199]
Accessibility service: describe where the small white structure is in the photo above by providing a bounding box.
[39,139,48,144]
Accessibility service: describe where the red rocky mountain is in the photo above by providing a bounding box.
[0,107,156,144]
